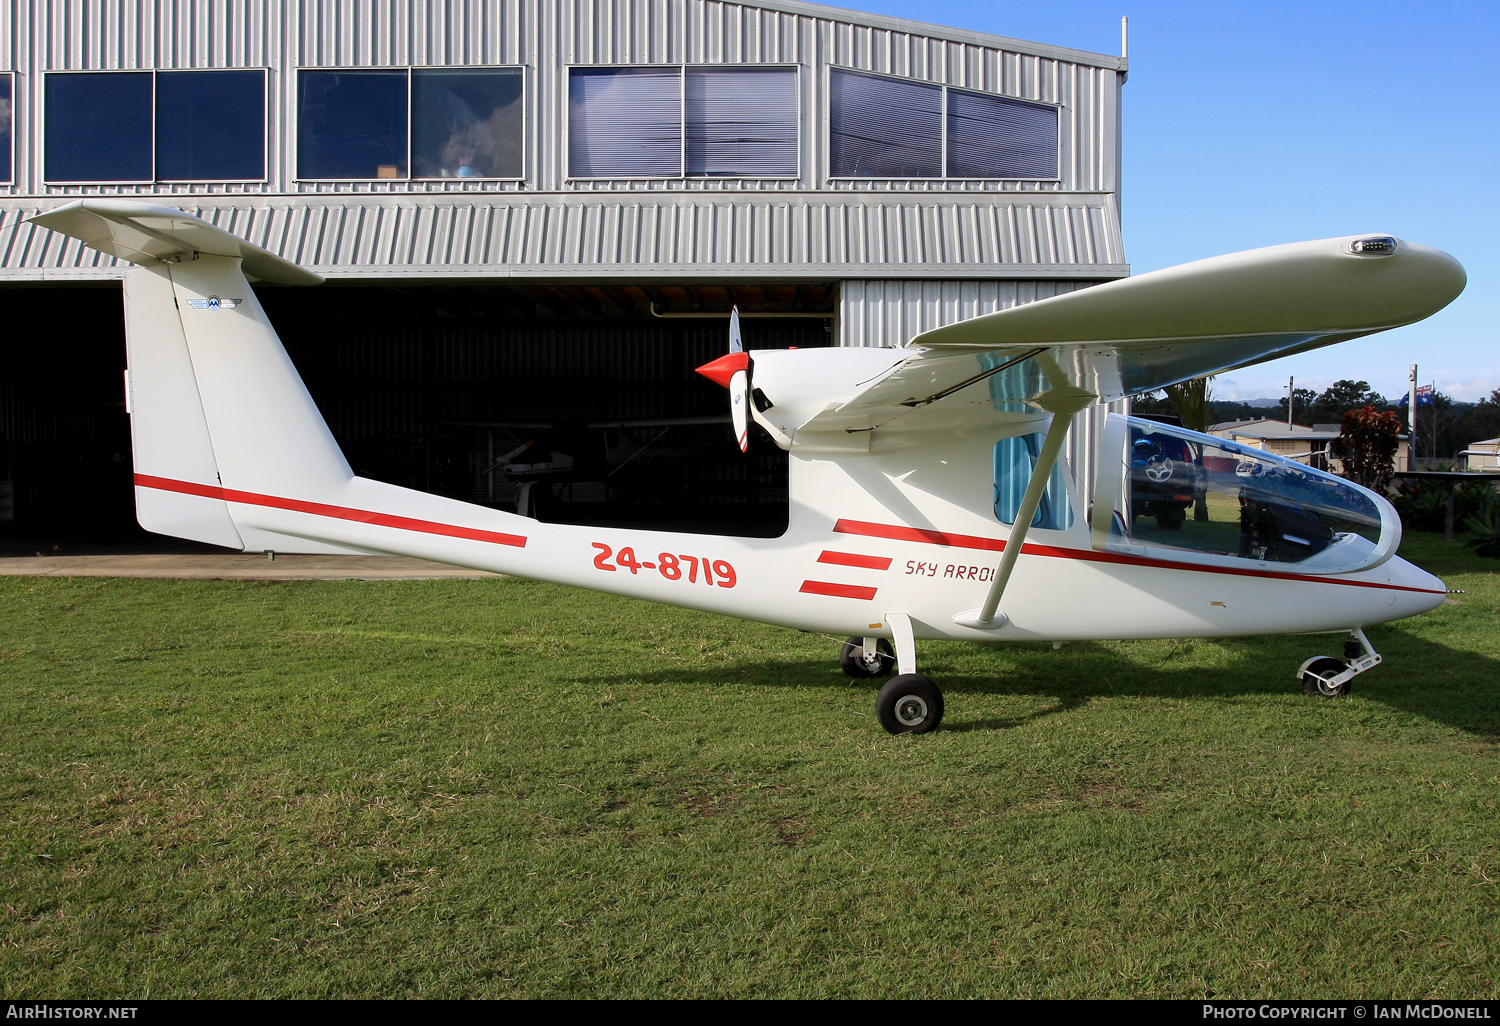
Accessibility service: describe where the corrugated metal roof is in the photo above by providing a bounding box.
[0,192,1126,279]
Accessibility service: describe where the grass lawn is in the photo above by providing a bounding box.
[3,532,1499,998]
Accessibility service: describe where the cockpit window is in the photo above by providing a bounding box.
[1095,416,1394,574]
[994,432,1074,530]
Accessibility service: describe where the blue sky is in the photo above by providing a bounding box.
[851,0,1499,403]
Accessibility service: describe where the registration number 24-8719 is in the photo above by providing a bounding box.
[591,543,737,588]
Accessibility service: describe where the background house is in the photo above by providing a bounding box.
[1462,438,1500,472]
[1208,419,1411,475]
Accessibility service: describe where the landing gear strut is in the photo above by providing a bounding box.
[862,613,944,734]
[1299,628,1382,698]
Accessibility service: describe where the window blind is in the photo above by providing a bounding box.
[685,67,797,177]
[946,87,1058,178]
[569,67,683,178]
[828,69,942,178]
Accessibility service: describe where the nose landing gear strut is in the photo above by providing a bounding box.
[1299,628,1382,698]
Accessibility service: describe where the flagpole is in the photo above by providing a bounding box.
[1408,364,1418,470]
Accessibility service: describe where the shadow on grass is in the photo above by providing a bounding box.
[577,627,1500,738]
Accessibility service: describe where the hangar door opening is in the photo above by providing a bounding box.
[261,282,834,539]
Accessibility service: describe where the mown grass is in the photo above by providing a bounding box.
[2,533,1499,998]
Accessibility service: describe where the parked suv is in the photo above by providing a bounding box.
[1128,423,1203,530]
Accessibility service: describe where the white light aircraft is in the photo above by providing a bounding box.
[30,200,1466,734]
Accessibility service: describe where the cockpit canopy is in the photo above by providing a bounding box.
[1092,415,1399,575]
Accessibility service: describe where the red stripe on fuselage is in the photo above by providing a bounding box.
[831,518,1442,595]
[800,580,878,600]
[134,474,528,549]
[817,550,893,570]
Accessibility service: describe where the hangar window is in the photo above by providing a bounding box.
[685,67,798,177]
[411,68,524,179]
[568,68,683,177]
[0,74,11,184]
[44,69,266,183]
[947,86,1059,179]
[829,68,1058,180]
[156,71,266,180]
[297,67,524,181]
[567,65,798,179]
[45,72,153,182]
[297,70,408,179]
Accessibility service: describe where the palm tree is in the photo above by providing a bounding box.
[1164,376,1214,521]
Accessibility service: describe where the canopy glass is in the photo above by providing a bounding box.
[1092,416,1397,574]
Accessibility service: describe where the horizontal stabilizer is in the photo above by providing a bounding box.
[27,200,322,286]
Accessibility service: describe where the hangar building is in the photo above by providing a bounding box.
[0,0,1127,544]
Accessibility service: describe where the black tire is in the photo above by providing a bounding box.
[840,637,895,678]
[876,674,944,734]
[1302,657,1351,697]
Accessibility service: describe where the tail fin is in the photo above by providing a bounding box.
[31,200,362,553]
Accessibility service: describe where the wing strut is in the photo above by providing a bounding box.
[953,387,1094,631]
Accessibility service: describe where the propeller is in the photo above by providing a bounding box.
[694,306,752,453]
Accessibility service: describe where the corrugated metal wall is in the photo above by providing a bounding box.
[1,0,1123,196]
[0,192,1123,279]
[838,277,1094,347]
[0,0,1126,280]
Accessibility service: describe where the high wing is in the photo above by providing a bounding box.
[785,234,1464,441]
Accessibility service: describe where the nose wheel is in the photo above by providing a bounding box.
[1300,656,1352,697]
[1298,629,1382,698]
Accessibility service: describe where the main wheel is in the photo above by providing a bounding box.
[876,674,944,734]
[1301,656,1351,697]
[840,637,895,678]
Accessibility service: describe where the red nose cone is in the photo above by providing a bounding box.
[694,351,750,388]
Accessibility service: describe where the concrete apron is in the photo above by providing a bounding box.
[0,554,500,581]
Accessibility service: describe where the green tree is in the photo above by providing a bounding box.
[1129,390,1175,417]
[1278,387,1318,426]
[1164,377,1213,432]
[1420,391,1456,460]
[1164,377,1213,520]
[1453,388,1500,455]
[1310,380,1386,424]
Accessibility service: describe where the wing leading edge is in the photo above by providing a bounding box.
[790,235,1464,441]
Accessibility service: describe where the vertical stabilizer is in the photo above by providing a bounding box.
[122,265,244,550]
[30,200,532,561]
[165,255,354,500]
[29,200,365,554]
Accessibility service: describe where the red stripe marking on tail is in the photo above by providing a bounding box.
[135,474,528,548]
